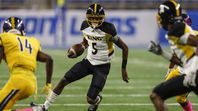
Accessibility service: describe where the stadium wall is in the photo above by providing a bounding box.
[0,9,197,48]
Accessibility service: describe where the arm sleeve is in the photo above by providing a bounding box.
[80,20,89,31]
[109,24,119,42]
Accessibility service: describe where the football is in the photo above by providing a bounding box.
[67,43,85,58]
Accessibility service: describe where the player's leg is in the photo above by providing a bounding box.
[0,74,36,110]
[39,59,92,110]
[165,68,193,111]
[87,63,110,111]
[176,94,193,111]
[150,75,192,111]
[0,89,19,110]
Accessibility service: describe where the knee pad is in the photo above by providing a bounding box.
[176,94,187,104]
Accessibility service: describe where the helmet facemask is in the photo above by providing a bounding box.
[86,14,104,29]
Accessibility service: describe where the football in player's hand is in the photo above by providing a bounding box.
[67,43,85,58]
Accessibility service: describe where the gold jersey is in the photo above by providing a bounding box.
[0,33,41,72]
[166,22,196,64]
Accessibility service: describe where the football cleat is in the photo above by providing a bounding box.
[30,102,47,111]
[88,95,102,111]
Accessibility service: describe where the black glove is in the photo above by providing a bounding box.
[148,41,162,55]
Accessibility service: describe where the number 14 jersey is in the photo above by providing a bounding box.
[0,33,41,72]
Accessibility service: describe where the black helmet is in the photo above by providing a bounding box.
[86,3,105,28]
[156,0,182,30]
[3,16,25,35]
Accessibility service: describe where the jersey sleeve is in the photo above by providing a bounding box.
[0,34,5,46]
[80,20,89,31]
[107,23,119,42]
[33,37,41,51]
[0,37,2,46]
[37,40,41,51]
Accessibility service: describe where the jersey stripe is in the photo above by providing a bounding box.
[0,89,19,110]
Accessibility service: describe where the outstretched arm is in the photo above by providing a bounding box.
[114,38,129,83]
[0,39,3,63]
[148,41,183,67]
[0,46,3,63]
[37,51,53,94]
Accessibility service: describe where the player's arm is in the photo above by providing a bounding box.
[80,37,88,49]
[0,38,3,63]
[114,37,129,83]
[187,35,198,54]
[0,46,3,63]
[148,41,183,67]
[37,51,53,86]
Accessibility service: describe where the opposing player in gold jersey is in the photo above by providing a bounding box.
[149,1,198,111]
[149,12,195,111]
[0,17,53,111]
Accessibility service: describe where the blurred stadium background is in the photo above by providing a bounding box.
[0,0,198,111]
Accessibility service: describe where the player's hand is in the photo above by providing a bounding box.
[42,83,52,95]
[148,41,162,55]
[122,68,129,83]
[170,53,183,67]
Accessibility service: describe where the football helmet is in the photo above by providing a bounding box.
[156,0,182,30]
[86,3,105,29]
[3,16,25,35]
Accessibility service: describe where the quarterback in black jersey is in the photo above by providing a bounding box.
[150,1,198,111]
[32,3,129,111]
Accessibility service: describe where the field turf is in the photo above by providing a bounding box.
[0,49,198,111]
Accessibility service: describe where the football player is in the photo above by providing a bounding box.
[149,0,198,111]
[148,11,194,111]
[32,3,129,111]
[0,17,53,111]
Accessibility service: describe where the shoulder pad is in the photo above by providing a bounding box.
[99,21,117,37]
[168,22,185,38]
[80,20,89,31]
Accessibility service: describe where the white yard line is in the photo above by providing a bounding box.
[15,103,198,107]
[36,86,153,90]
[33,94,196,98]
[36,94,149,97]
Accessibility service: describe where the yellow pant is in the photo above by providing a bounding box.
[0,67,36,110]
[165,67,188,103]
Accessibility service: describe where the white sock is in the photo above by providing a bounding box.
[43,91,58,109]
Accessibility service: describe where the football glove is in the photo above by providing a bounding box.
[42,83,52,95]
[148,41,162,55]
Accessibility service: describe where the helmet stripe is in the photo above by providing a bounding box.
[94,3,97,14]
[169,0,180,16]
[11,17,15,29]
